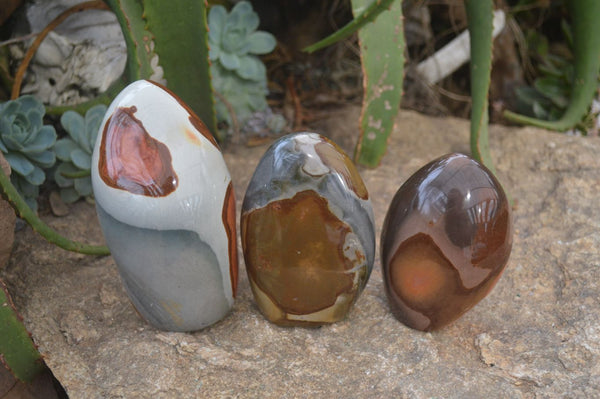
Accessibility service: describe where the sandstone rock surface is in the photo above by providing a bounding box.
[2,108,599,398]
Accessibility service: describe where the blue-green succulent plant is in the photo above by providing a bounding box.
[54,105,106,203]
[208,1,277,127]
[0,95,56,211]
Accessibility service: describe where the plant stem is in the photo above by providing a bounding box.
[304,0,395,53]
[0,166,110,255]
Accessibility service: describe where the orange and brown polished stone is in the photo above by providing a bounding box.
[242,133,375,326]
[380,153,513,331]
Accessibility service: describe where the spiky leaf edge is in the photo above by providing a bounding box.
[143,0,219,140]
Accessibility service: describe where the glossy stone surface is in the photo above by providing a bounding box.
[242,132,375,326]
[91,80,237,332]
[380,153,512,331]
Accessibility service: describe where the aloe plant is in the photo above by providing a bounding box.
[304,0,498,169]
[0,279,45,382]
[465,0,495,174]
[351,0,404,167]
[54,105,107,203]
[0,96,56,211]
[106,0,218,138]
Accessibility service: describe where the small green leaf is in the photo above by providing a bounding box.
[208,6,227,43]
[209,45,220,61]
[26,150,55,169]
[60,187,80,203]
[20,126,56,154]
[70,149,91,171]
[15,95,44,115]
[61,111,85,142]
[24,167,45,186]
[73,177,93,197]
[236,2,259,32]
[238,56,266,81]
[230,2,256,31]
[4,152,33,176]
[54,139,78,161]
[220,52,241,70]
[246,31,276,54]
[55,162,77,188]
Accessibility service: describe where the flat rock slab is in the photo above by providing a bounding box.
[2,108,600,398]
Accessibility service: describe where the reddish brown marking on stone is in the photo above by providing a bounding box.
[386,233,504,331]
[314,140,369,200]
[222,182,238,297]
[242,190,356,315]
[145,80,219,148]
[99,106,177,197]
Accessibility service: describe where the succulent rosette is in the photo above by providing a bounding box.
[54,104,107,203]
[208,1,277,126]
[0,95,56,211]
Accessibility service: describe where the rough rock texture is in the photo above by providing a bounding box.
[2,108,600,398]
[0,153,15,269]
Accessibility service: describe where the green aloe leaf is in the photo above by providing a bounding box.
[504,0,600,130]
[143,0,219,139]
[103,0,156,81]
[304,0,395,53]
[352,0,404,167]
[0,280,45,382]
[465,0,495,174]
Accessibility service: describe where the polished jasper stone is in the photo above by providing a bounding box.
[91,80,237,332]
[242,132,375,326]
[380,153,512,331]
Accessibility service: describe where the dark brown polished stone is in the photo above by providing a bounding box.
[380,153,513,331]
